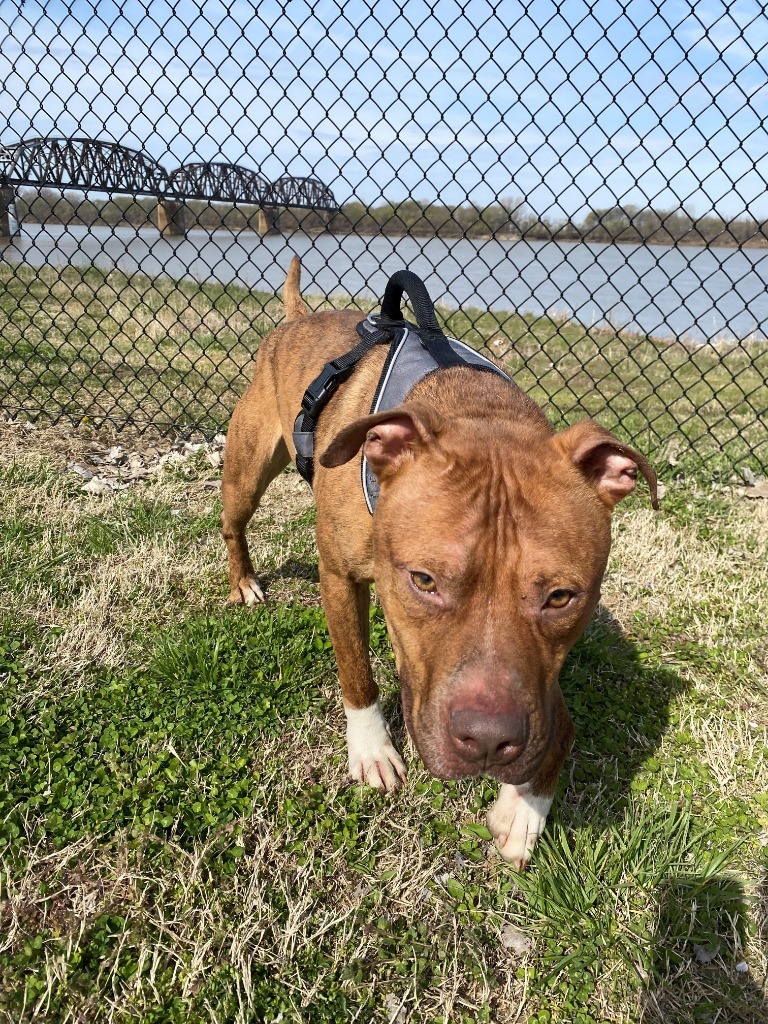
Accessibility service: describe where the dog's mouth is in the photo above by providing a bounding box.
[425,745,546,784]
[481,744,547,784]
[400,675,551,785]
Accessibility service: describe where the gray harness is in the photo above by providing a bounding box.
[292,270,513,515]
[359,316,511,512]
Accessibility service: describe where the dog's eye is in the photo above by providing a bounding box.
[410,571,437,593]
[546,589,572,608]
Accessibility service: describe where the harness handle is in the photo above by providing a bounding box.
[380,270,442,333]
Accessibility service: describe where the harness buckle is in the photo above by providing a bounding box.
[300,360,344,417]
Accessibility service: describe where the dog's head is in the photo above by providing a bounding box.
[321,401,657,785]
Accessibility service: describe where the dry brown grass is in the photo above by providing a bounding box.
[605,498,768,672]
[1,419,315,672]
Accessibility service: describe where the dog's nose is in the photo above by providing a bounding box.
[449,707,529,766]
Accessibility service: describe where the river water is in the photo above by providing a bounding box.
[3,222,768,343]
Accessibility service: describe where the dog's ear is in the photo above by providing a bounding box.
[554,419,659,510]
[320,401,443,478]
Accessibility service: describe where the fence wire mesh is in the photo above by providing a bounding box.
[1,0,767,474]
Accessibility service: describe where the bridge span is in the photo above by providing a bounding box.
[0,136,338,240]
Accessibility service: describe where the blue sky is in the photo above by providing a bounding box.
[1,0,768,218]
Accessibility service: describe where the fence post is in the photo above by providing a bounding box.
[0,187,19,243]
[156,199,188,236]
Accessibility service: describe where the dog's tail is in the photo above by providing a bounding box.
[283,256,309,322]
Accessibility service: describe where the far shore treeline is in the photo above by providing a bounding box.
[13,187,768,247]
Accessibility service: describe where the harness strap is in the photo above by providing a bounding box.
[292,269,512,495]
[380,269,470,370]
[292,315,402,485]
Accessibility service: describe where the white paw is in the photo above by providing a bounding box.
[345,700,407,792]
[487,784,553,870]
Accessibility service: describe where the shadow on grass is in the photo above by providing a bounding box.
[261,558,320,587]
[559,604,690,829]
[642,874,767,1023]
[510,606,766,1018]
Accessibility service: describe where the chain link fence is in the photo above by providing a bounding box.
[1,0,767,474]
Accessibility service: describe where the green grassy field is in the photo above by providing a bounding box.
[1,262,767,476]
[0,419,766,1023]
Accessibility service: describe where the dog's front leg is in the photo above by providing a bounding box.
[487,688,574,870]
[319,565,406,791]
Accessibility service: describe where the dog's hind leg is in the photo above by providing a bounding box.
[221,372,290,605]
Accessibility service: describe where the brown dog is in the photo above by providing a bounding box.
[221,258,657,869]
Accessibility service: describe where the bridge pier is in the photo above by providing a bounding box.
[0,188,19,243]
[156,199,188,237]
[258,207,279,235]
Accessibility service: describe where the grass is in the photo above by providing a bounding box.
[0,419,766,1023]
[1,262,767,475]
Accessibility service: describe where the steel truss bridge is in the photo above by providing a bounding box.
[0,137,338,211]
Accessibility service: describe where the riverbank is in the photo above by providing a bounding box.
[12,182,768,249]
[4,223,768,343]
[10,216,768,249]
[1,262,766,475]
